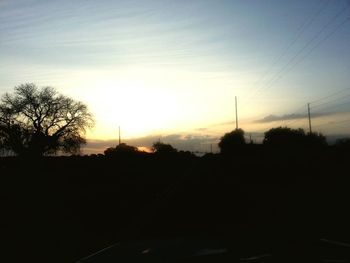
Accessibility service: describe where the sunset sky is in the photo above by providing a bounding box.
[1,0,350,153]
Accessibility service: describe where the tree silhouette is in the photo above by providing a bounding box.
[218,128,246,154]
[263,127,305,146]
[0,83,94,156]
[152,141,177,155]
[104,143,139,157]
[305,131,327,147]
[263,127,326,147]
[335,138,350,149]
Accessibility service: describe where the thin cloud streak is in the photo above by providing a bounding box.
[83,133,220,155]
[255,112,332,123]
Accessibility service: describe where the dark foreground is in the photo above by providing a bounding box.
[1,146,349,262]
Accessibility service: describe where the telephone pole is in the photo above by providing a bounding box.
[307,103,312,134]
[235,96,238,130]
[118,126,121,145]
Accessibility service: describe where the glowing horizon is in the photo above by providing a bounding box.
[1,0,349,149]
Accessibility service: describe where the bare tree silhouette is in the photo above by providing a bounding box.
[0,83,94,156]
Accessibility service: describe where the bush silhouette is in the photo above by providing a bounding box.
[104,143,139,157]
[305,132,327,147]
[335,138,350,149]
[218,128,246,154]
[263,127,326,147]
[152,141,177,155]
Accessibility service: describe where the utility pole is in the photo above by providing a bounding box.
[307,103,312,134]
[235,96,238,130]
[118,126,121,145]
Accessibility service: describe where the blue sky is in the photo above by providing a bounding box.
[1,0,350,152]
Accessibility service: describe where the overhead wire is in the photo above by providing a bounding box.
[312,100,350,114]
[241,2,349,111]
[311,94,350,110]
[309,87,350,105]
[250,90,350,134]
[313,118,350,129]
[242,0,330,106]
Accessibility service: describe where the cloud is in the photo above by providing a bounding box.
[195,127,208,131]
[82,133,220,155]
[255,112,331,123]
[213,121,234,127]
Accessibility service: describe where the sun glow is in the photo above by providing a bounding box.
[65,72,186,140]
[58,66,313,141]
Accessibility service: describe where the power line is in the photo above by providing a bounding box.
[311,93,350,109]
[310,87,350,105]
[312,100,350,113]
[284,13,350,76]
[242,0,330,105]
[250,96,349,135]
[313,118,350,128]
[242,3,349,110]
[253,8,348,101]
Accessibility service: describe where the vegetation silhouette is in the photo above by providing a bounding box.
[104,143,141,157]
[3,138,349,262]
[263,126,327,148]
[218,128,246,154]
[152,141,178,155]
[0,83,94,156]
[335,137,350,149]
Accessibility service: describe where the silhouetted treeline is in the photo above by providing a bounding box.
[1,142,349,262]
[1,125,350,262]
[218,127,329,155]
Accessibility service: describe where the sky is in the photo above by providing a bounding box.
[1,0,350,153]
